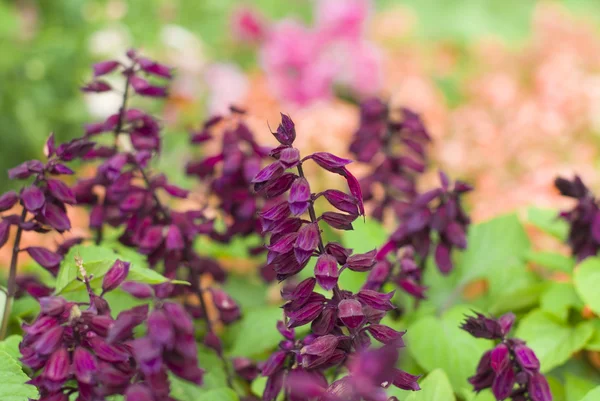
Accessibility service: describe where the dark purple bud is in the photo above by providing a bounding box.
[89,337,130,362]
[84,122,107,136]
[23,315,58,336]
[212,289,241,323]
[125,384,154,401]
[454,180,473,193]
[492,366,516,400]
[139,226,164,252]
[306,152,352,171]
[321,211,357,230]
[34,325,64,355]
[435,242,453,274]
[44,133,56,157]
[392,368,421,391]
[21,185,45,212]
[325,242,352,265]
[89,206,103,229]
[367,325,405,345]
[45,179,75,204]
[262,350,288,377]
[26,247,62,270]
[528,373,552,401]
[284,278,316,305]
[277,320,295,341]
[8,163,32,180]
[81,80,112,92]
[89,315,113,336]
[340,168,364,216]
[279,147,300,168]
[301,335,339,367]
[490,344,510,373]
[398,278,427,299]
[338,299,365,329]
[73,346,98,384]
[121,281,154,299]
[39,296,66,316]
[294,223,319,264]
[287,300,324,328]
[106,305,149,343]
[498,313,515,336]
[0,191,18,211]
[120,192,145,212]
[130,76,168,97]
[138,57,172,78]
[445,222,467,249]
[263,370,285,401]
[0,220,10,248]
[148,309,175,348]
[102,259,130,293]
[42,203,71,232]
[288,177,311,216]
[204,330,223,355]
[165,225,184,251]
[163,184,189,198]
[311,307,337,335]
[93,60,120,76]
[256,173,298,198]
[252,162,284,183]
[514,345,540,371]
[322,190,359,215]
[314,254,339,291]
[233,357,260,382]
[357,290,395,311]
[273,114,296,145]
[268,233,298,254]
[163,302,195,334]
[344,250,376,272]
[43,347,70,383]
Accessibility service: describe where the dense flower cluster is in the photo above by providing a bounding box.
[252,114,419,400]
[349,98,431,221]
[20,257,202,401]
[462,312,551,401]
[555,175,600,261]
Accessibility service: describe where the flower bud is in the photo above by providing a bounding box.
[121,281,154,299]
[274,114,296,145]
[514,344,540,371]
[39,296,66,316]
[357,289,395,311]
[490,344,510,373]
[34,326,64,355]
[314,254,339,291]
[148,309,175,349]
[26,247,62,271]
[102,259,130,293]
[21,185,45,212]
[294,223,320,264]
[0,191,18,212]
[367,325,405,345]
[288,177,311,216]
[322,189,359,215]
[73,346,98,384]
[338,299,365,330]
[492,366,516,400]
[344,250,376,272]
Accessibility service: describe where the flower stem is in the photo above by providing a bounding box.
[0,207,27,339]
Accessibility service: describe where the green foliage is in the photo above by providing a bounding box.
[525,250,575,273]
[574,257,600,315]
[0,335,22,361]
[579,386,600,401]
[405,369,455,401]
[0,349,39,401]
[540,282,582,322]
[515,309,594,372]
[565,374,598,401]
[406,305,492,393]
[55,245,186,294]
[527,207,568,241]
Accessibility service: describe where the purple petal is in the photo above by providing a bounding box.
[93,60,120,77]
[26,247,62,270]
[47,179,76,204]
[252,162,284,183]
[0,191,19,211]
[73,346,98,384]
[338,299,365,330]
[314,254,339,291]
[21,185,45,212]
[102,259,130,293]
[273,114,296,145]
[306,152,352,171]
[0,220,10,248]
[42,203,71,232]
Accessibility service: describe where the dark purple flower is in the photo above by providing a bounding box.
[102,259,130,293]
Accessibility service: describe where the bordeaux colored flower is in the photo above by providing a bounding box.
[462,312,551,401]
[555,175,600,260]
[256,114,417,401]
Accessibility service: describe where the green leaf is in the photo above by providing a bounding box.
[488,282,545,315]
[525,250,575,273]
[457,213,530,284]
[228,306,306,357]
[0,350,39,401]
[515,309,594,372]
[579,386,600,401]
[584,320,600,351]
[56,245,185,294]
[565,374,598,401]
[405,369,455,401]
[540,282,582,322]
[196,388,239,401]
[0,336,23,360]
[527,207,568,240]
[574,257,600,315]
[169,345,230,399]
[406,305,492,393]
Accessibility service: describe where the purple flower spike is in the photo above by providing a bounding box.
[314,254,339,291]
[102,259,130,293]
[273,113,296,145]
[529,373,552,401]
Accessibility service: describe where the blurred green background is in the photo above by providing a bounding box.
[1,0,600,191]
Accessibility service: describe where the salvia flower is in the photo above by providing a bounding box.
[555,175,600,261]
[462,312,552,401]
[253,114,418,401]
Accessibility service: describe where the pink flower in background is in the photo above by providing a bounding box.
[315,0,371,41]
[231,7,267,44]
[204,63,249,115]
[255,0,381,106]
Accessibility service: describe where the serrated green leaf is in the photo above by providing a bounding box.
[579,386,600,401]
[574,257,600,315]
[515,310,594,372]
[541,282,582,322]
[565,374,597,401]
[406,305,492,393]
[527,207,568,240]
[525,250,575,273]
[0,350,39,401]
[405,369,455,401]
[0,336,23,360]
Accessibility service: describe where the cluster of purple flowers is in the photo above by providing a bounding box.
[461,312,551,401]
[555,175,600,261]
[251,114,420,401]
[349,98,431,221]
[21,257,202,401]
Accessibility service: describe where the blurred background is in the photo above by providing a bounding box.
[2,0,600,222]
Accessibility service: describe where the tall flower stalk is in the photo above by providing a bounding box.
[251,114,420,401]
